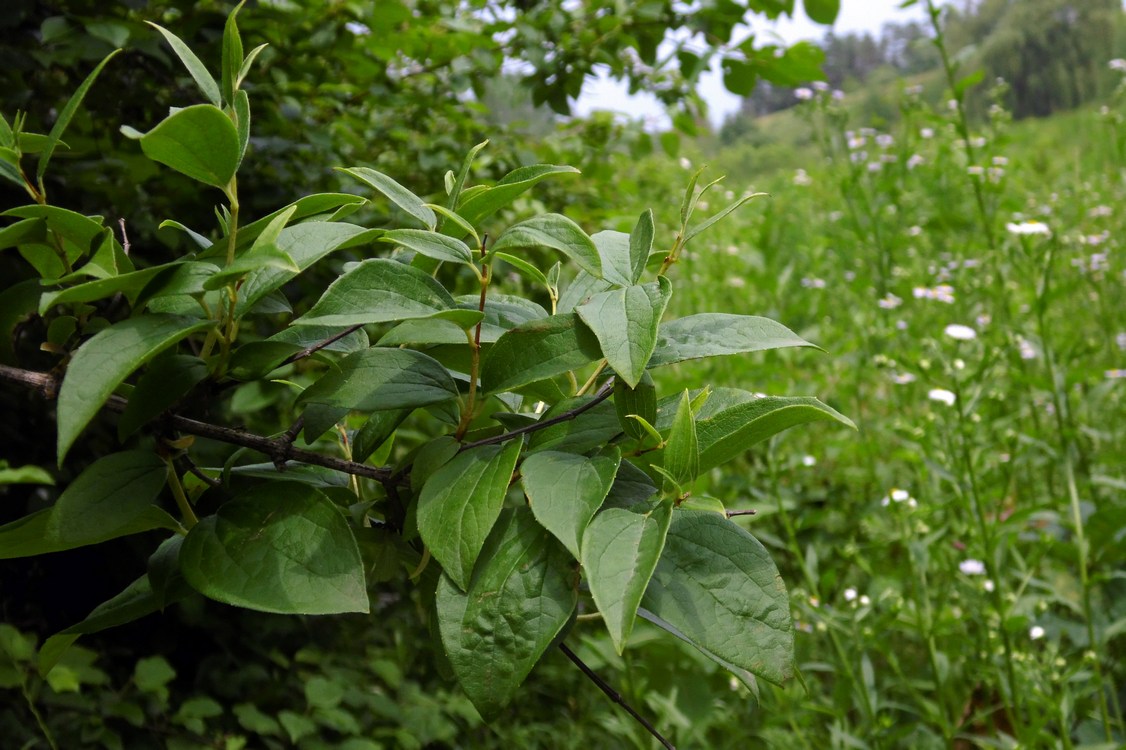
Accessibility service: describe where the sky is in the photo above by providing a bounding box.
[573,0,930,128]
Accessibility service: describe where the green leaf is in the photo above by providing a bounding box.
[685,192,768,244]
[0,217,48,251]
[235,222,375,315]
[126,104,240,189]
[649,314,818,367]
[493,251,549,287]
[629,210,654,285]
[221,1,245,105]
[803,0,841,25]
[351,409,410,464]
[417,440,522,590]
[227,324,369,381]
[490,214,601,278]
[436,507,577,719]
[641,511,793,685]
[376,314,483,347]
[663,391,699,488]
[576,278,671,388]
[237,43,269,89]
[0,463,54,485]
[38,265,168,314]
[583,502,671,654]
[526,396,621,455]
[118,355,208,439]
[457,164,580,227]
[294,258,455,327]
[37,50,120,184]
[521,449,620,558]
[180,482,368,615]
[339,167,436,229]
[695,391,855,474]
[233,88,250,165]
[444,141,488,220]
[379,229,473,265]
[298,348,458,413]
[146,22,221,106]
[203,247,299,291]
[614,371,657,441]
[56,315,213,462]
[229,194,368,255]
[590,231,632,287]
[480,313,602,394]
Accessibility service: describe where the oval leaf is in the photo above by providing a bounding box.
[480,313,602,394]
[379,229,474,265]
[490,213,602,278]
[131,104,240,189]
[641,510,793,684]
[180,482,368,615]
[521,449,620,558]
[298,347,458,413]
[294,258,455,327]
[649,314,819,367]
[582,502,671,654]
[417,440,522,590]
[577,277,671,388]
[57,315,213,462]
[436,507,577,719]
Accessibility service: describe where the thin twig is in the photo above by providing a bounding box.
[725,509,757,518]
[180,454,221,488]
[558,642,676,750]
[457,378,615,452]
[0,364,391,482]
[280,324,363,367]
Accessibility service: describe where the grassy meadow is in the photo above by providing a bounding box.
[543,71,1126,748]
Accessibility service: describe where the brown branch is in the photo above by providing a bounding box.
[725,509,757,518]
[280,324,363,367]
[457,378,615,452]
[558,642,676,750]
[0,364,391,482]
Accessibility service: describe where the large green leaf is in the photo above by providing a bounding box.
[521,449,620,558]
[480,313,602,394]
[649,314,818,367]
[695,390,855,473]
[526,396,621,455]
[436,508,577,719]
[456,164,579,227]
[56,315,213,462]
[0,452,178,559]
[379,229,474,266]
[299,348,458,413]
[417,440,522,590]
[180,482,368,615]
[339,167,436,229]
[641,510,793,684]
[293,258,455,327]
[124,105,240,189]
[490,213,601,278]
[582,502,671,654]
[576,277,671,388]
[38,265,168,314]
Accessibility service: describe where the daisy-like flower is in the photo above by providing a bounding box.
[1006,220,1051,236]
[1110,58,1126,72]
[878,293,903,310]
[891,372,916,385]
[944,323,977,341]
[843,588,858,602]
[928,388,956,406]
[1029,625,1046,640]
[959,559,986,575]
[794,87,814,100]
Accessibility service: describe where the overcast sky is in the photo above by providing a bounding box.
[573,0,930,128]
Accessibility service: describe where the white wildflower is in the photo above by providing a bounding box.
[891,372,916,385]
[844,588,858,602]
[983,579,995,592]
[878,293,903,310]
[795,87,814,101]
[801,455,817,467]
[1006,220,1051,236]
[1030,625,1046,640]
[944,323,977,341]
[345,21,371,36]
[967,165,984,176]
[1110,58,1126,72]
[920,127,935,139]
[812,81,830,92]
[928,388,956,406]
[970,136,987,148]
[859,595,871,606]
[793,169,812,186]
[907,154,925,170]
[876,134,894,149]
[959,559,986,575]
[1106,369,1126,380]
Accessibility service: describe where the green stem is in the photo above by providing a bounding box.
[20,672,58,750]
[456,240,490,440]
[166,459,199,529]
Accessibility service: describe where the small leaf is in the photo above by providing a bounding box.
[590,230,632,287]
[490,214,601,278]
[293,258,454,327]
[493,252,549,287]
[379,229,474,265]
[436,508,577,719]
[662,391,699,489]
[641,511,793,685]
[298,348,458,413]
[576,278,671,388]
[37,50,120,184]
[582,502,671,653]
[480,313,602,394]
[629,210,654,284]
[649,314,818,367]
[221,1,245,104]
[0,463,54,486]
[57,315,213,462]
[685,192,767,243]
[180,482,368,614]
[695,391,855,473]
[233,89,250,165]
[147,22,221,106]
[457,164,579,227]
[803,0,841,25]
[614,371,657,441]
[237,43,269,89]
[417,440,522,590]
[339,167,436,229]
[521,449,620,558]
[126,105,240,189]
[351,409,410,464]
